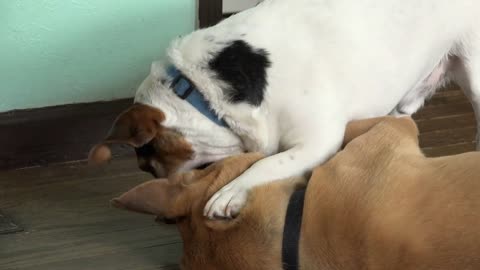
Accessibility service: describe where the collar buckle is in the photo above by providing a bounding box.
[167,66,228,128]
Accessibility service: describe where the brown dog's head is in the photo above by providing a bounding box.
[112,153,297,269]
[111,153,263,220]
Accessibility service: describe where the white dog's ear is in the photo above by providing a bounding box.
[88,104,165,165]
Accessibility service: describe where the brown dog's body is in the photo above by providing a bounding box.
[114,117,480,270]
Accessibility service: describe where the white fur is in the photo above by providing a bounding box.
[135,0,480,218]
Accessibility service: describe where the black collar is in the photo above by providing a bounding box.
[282,188,307,270]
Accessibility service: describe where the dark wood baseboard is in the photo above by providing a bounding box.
[0,99,135,171]
[199,0,223,28]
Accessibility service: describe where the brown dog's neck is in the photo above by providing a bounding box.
[179,176,306,270]
[298,165,377,269]
[298,142,427,269]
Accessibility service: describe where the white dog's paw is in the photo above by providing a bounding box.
[204,182,249,219]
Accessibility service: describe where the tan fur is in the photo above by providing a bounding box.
[113,117,480,270]
[88,104,193,176]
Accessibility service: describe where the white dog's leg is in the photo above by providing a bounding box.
[204,127,344,219]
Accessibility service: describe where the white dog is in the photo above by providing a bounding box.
[92,0,480,219]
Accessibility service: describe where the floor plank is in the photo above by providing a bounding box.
[0,211,23,235]
[414,87,477,156]
[422,142,477,157]
[0,158,181,270]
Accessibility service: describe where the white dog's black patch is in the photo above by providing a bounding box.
[209,40,271,106]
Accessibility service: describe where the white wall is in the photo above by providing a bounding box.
[223,0,262,13]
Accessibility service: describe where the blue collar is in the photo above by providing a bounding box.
[167,66,228,128]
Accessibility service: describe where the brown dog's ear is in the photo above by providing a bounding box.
[88,104,165,165]
[380,116,419,142]
[111,178,188,218]
[112,153,265,226]
[343,116,419,148]
[342,116,392,147]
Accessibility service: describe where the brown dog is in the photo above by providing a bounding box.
[112,117,480,270]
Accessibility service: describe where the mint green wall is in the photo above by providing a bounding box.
[0,0,195,112]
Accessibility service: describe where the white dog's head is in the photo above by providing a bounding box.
[89,62,244,177]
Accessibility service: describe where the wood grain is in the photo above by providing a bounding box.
[414,87,477,156]
[0,211,23,235]
[0,158,181,270]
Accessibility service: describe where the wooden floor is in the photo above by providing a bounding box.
[0,87,476,270]
[415,87,477,156]
[0,159,181,270]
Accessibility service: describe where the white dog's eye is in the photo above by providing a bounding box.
[196,163,213,170]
